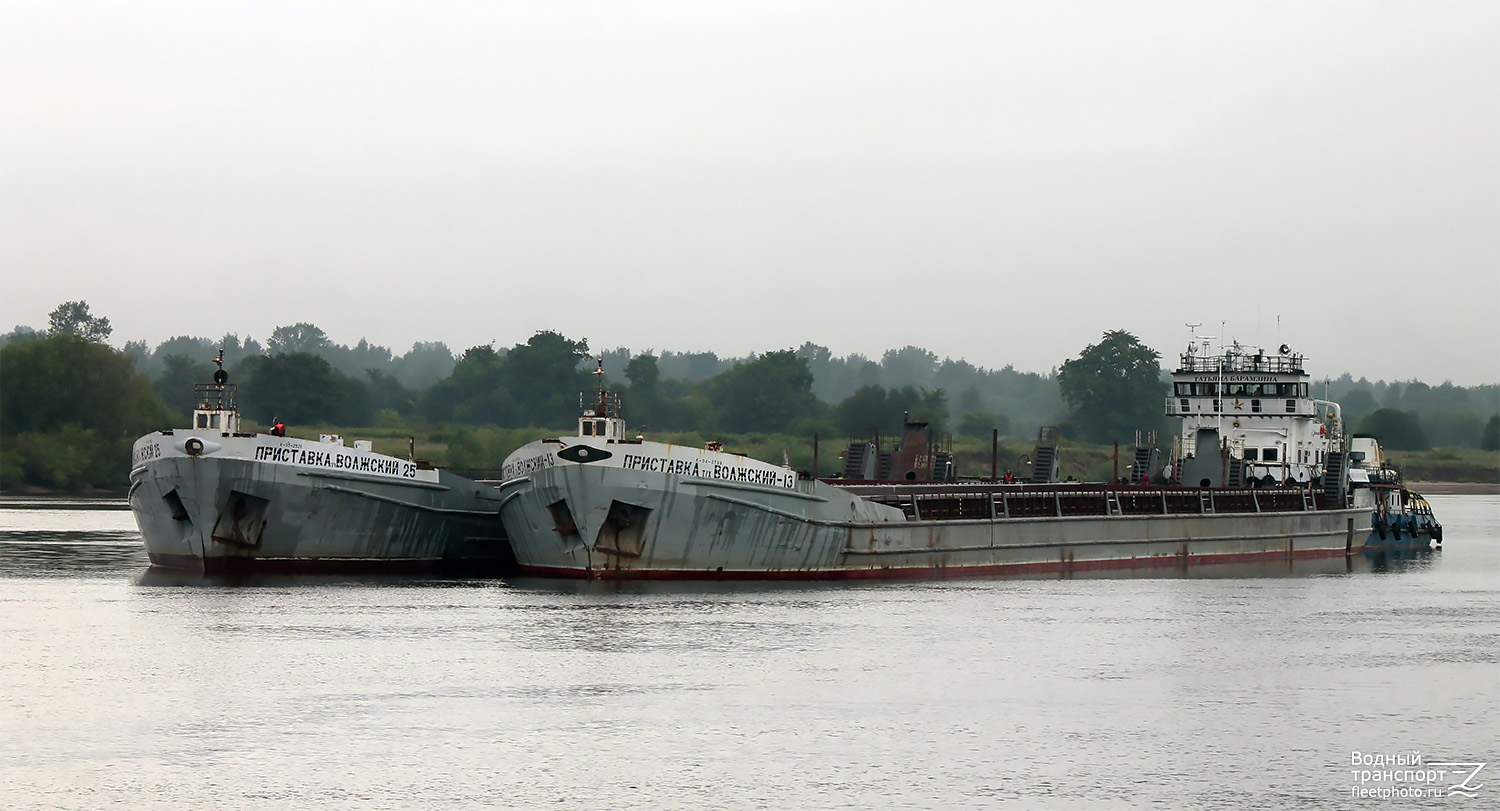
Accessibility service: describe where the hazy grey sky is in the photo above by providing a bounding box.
[3,1,1497,384]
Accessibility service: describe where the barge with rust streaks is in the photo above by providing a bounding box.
[128,354,509,573]
[496,341,1379,580]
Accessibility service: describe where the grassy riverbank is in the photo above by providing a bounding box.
[1382,448,1500,485]
[203,424,1500,486]
[6,422,1494,495]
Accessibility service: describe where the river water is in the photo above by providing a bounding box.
[0,495,1495,810]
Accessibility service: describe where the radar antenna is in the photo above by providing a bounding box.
[1185,323,1202,354]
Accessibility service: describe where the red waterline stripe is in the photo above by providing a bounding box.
[517,546,1361,581]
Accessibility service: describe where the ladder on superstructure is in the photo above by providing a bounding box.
[1030,426,1060,484]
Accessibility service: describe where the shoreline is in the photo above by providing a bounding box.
[5,482,1497,499]
[1408,481,1500,495]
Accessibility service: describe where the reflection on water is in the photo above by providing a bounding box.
[0,497,147,577]
[1361,545,1441,573]
[0,532,148,575]
[133,567,505,589]
[0,496,132,510]
[0,495,1495,810]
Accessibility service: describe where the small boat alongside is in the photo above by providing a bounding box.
[1348,435,1443,550]
[496,343,1376,580]
[128,355,510,573]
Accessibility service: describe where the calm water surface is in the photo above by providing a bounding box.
[1,495,1496,810]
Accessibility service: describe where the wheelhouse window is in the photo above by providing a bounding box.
[1263,447,1279,462]
[1244,447,1259,461]
[595,420,607,436]
[581,422,594,436]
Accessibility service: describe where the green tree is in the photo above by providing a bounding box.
[1,333,172,437]
[958,412,1010,438]
[1424,410,1484,449]
[217,334,263,370]
[0,326,41,350]
[1481,415,1500,452]
[122,339,154,376]
[267,323,332,355]
[237,352,370,426]
[833,384,893,437]
[366,369,415,417]
[709,350,818,433]
[1357,408,1430,451]
[880,345,939,388]
[46,301,112,342]
[624,352,664,429]
[1340,388,1378,427]
[154,354,215,419]
[425,344,507,424]
[1057,330,1165,444]
[832,384,946,437]
[392,341,456,390]
[658,350,728,382]
[503,332,592,427]
[1,333,174,490]
[625,352,661,389]
[150,335,216,373]
[419,332,590,428]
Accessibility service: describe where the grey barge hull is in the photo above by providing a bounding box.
[130,452,510,574]
[497,466,1368,581]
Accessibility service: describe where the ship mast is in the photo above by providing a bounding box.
[578,359,624,440]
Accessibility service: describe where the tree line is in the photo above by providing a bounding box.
[3,301,1497,490]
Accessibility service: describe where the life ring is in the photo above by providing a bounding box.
[184,437,205,456]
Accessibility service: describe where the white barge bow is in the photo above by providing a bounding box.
[128,360,508,573]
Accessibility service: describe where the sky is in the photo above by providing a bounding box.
[3,1,1497,385]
